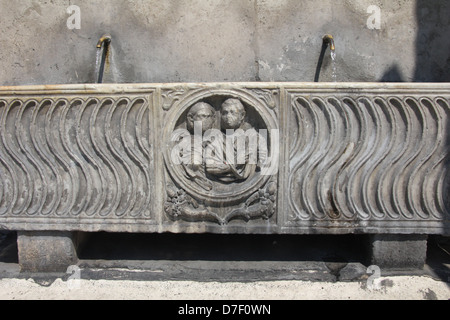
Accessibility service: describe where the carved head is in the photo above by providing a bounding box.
[186,102,216,133]
[221,98,246,130]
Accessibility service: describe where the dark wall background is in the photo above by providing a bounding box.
[414,0,450,81]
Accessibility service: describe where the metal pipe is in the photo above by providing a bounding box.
[323,34,335,51]
[96,35,112,83]
[97,34,112,49]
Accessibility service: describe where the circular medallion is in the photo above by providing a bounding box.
[163,88,278,204]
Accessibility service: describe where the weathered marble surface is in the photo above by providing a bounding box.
[0,83,448,235]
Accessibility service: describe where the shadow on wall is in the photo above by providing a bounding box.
[380,0,450,82]
[414,0,450,233]
[415,0,450,235]
[378,2,450,233]
[413,0,450,82]
[379,65,404,82]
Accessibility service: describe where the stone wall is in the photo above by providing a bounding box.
[0,0,448,85]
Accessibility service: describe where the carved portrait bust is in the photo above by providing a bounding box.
[173,97,268,186]
[163,89,279,224]
[186,102,215,134]
[203,98,267,183]
[164,89,277,202]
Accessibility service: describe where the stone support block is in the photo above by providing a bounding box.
[17,231,78,272]
[367,234,428,269]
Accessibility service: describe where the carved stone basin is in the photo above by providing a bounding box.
[0,82,448,271]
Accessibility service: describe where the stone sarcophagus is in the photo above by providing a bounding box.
[0,82,448,271]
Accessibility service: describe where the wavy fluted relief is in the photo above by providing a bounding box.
[289,95,450,222]
[0,97,151,218]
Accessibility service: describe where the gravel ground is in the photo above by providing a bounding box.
[0,232,449,300]
[0,276,449,300]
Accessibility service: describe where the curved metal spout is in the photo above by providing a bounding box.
[95,34,112,83]
[323,34,335,51]
[97,34,111,48]
[315,34,336,82]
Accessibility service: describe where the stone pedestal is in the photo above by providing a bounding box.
[367,234,428,269]
[17,231,78,273]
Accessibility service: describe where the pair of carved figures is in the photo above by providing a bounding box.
[166,98,275,224]
[174,98,268,190]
